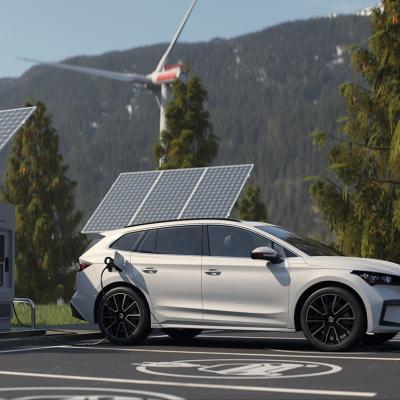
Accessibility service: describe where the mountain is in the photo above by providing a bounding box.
[0,15,371,236]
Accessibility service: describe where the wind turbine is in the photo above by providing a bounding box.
[20,0,197,164]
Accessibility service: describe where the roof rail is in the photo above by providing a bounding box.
[124,217,241,229]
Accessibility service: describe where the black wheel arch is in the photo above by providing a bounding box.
[294,281,367,331]
[94,281,150,323]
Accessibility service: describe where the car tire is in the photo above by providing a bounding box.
[97,286,151,345]
[362,332,397,345]
[300,286,365,352]
[163,328,202,341]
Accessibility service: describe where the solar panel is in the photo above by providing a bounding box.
[82,164,253,233]
[132,168,203,225]
[0,107,36,153]
[180,165,252,219]
[83,172,159,233]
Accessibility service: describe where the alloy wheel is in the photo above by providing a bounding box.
[100,292,141,339]
[306,293,356,345]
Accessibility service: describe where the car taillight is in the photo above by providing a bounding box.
[79,262,92,271]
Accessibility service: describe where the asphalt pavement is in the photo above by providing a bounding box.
[0,329,399,400]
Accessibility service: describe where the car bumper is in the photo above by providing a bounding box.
[70,302,85,321]
[365,285,400,333]
[71,290,97,324]
[380,300,400,328]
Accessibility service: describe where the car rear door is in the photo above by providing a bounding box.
[202,224,290,328]
[131,225,203,325]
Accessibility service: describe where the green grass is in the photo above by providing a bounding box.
[12,303,86,327]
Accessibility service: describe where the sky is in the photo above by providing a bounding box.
[0,0,375,79]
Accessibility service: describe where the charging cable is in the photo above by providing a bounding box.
[13,256,162,347]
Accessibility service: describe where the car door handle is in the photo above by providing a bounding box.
[142,267,158,274]
[204,269,221,276]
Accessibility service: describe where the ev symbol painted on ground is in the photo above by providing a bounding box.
[0,387,185,400]
[134,358,342,379]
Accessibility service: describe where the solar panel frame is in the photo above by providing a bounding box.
[82,164,254,233]
[0,107,36,153]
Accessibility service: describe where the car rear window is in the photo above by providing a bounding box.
[137,229,157,253]
[110,232,144,252]
[83,235,104,252]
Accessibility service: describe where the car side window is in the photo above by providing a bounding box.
[110,232,144,252]
[136,229,157,253]
[156,226,202,256]
[208,225,273,258]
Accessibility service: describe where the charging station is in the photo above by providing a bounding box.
[0,203,15,331]
[0,106,45,338]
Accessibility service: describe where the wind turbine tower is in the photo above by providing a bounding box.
[21,0,198,163]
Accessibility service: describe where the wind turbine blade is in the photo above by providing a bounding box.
[18,57,150,84]
[155,0,197,72]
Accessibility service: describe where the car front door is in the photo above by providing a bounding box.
[202,224,290,328]
[131,225,203,325]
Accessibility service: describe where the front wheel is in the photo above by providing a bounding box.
[163,328,202,341]
[301,287,365,351]
[362,332,397,345]
[97,286,151,345]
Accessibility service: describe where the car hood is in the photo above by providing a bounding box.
[304,256,400,275]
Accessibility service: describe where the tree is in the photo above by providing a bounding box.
[237,182,268,222]
[154,75,218,169]
[308,0,400,261]
[0,101,87,303]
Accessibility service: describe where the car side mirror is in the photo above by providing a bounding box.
[251,246,282,264]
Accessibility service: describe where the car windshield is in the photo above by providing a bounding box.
[256,225,342,256]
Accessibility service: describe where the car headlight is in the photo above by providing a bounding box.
[352,270,400,286]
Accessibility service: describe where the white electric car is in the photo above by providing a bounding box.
[71,218,400,351]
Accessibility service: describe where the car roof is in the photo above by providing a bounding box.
[100,218,275,236]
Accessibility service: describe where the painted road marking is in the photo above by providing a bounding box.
[0,370,376,398]
[273,349,375,355]
[70,345,400,361]
[0,387,185,400]
[198,334,306,340]
[0,346,61,355]
[1,344,399,362]
[134,358,341,379]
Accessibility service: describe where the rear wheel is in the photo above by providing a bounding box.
[97,286,151,345]
[362,332,397,345]
[301,287,365,351]
[163,328,202,341]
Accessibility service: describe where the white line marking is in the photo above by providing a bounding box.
[273,349,373,355]
[0,346,61,355]
[0,370,376,398]
[0,387,184,400]
[199,334,306,340]
[65,346,400,361]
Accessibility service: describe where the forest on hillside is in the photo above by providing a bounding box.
[0,15,371,237]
